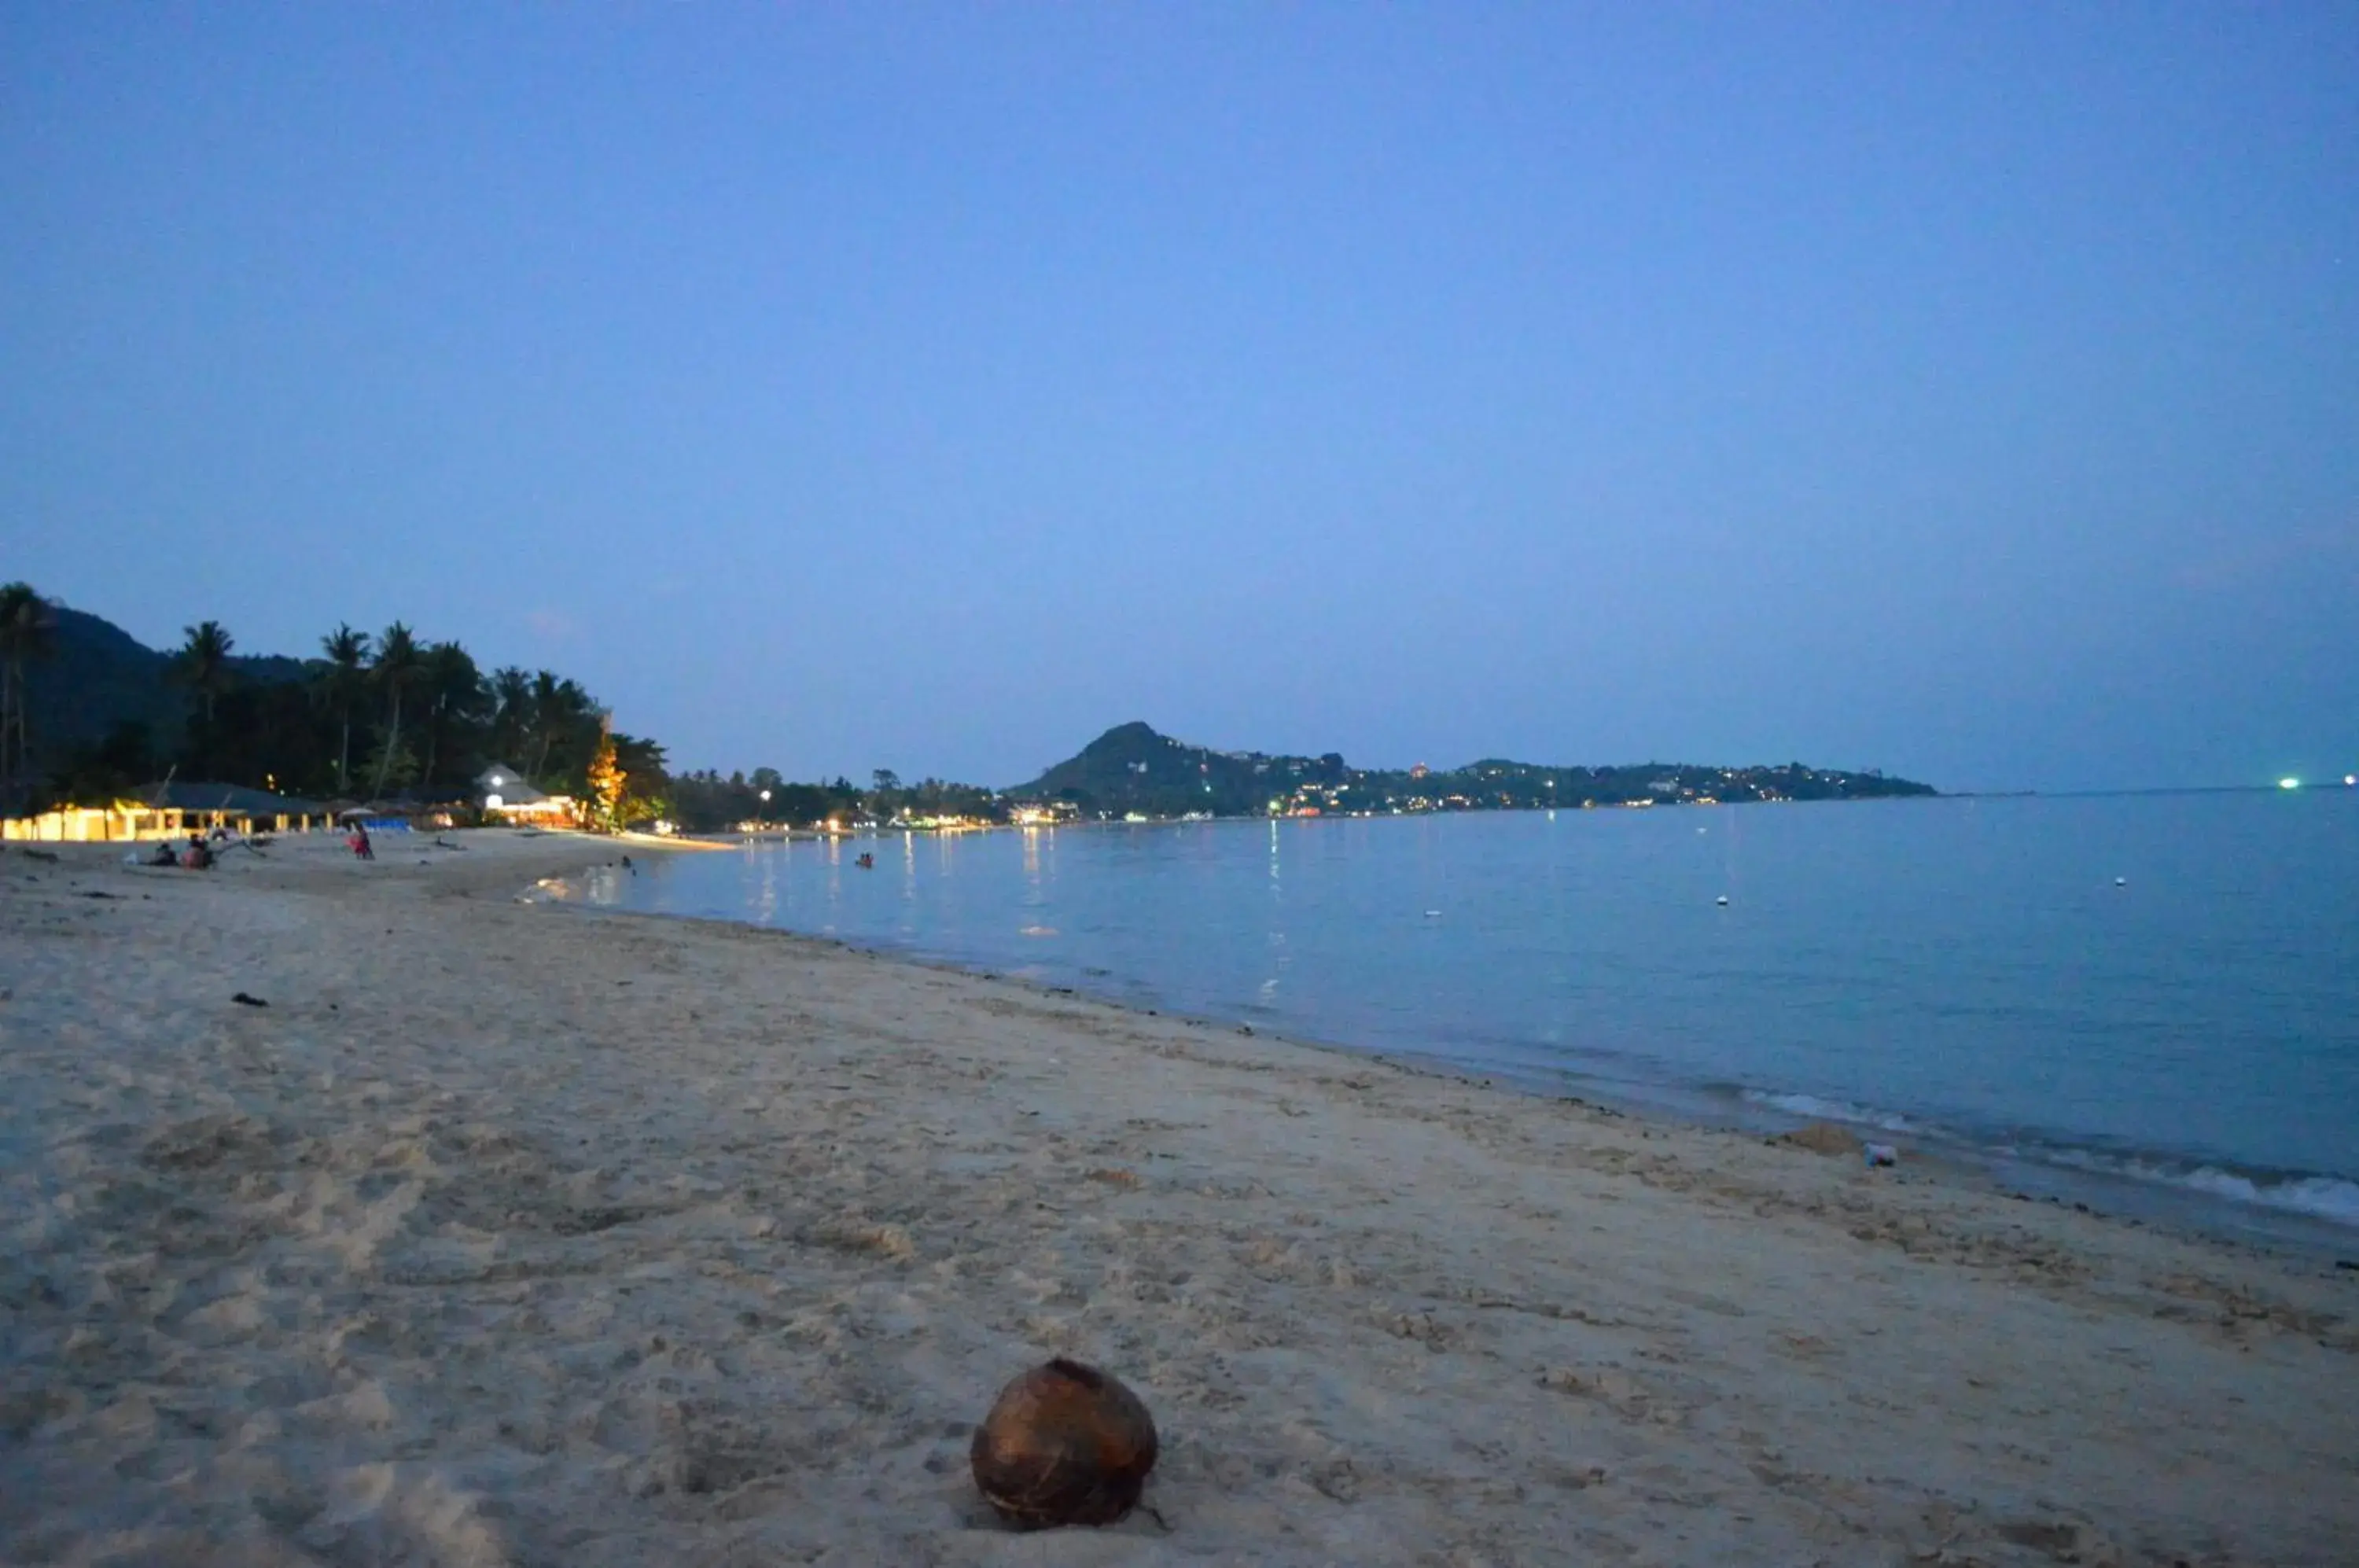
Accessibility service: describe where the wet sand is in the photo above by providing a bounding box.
[2,829,2353,1566]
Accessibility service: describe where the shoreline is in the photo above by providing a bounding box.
[564,877,2359,1286]
[5,828,2355,1563]
[554,872,2359,1265]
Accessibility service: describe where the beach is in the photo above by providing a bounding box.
[2,830,2353,1566]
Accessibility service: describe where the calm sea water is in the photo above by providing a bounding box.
[573,792,2359,1246]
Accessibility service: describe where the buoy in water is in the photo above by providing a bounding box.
[1716,895,1729,906]
[971,1359,1158,1529]
[2114,877,2126,887]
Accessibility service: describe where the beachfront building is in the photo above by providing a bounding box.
[2,782,332,843]
[477,764,577,826]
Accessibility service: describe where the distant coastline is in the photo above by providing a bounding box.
[997,720,1936,825]
[6,591,1953,844]
[664,721,1940,834]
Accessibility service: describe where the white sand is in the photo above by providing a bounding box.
[2,829,2353,1566]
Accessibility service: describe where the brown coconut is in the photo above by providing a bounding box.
[970,1358,1159,1529]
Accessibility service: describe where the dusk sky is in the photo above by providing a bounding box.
[4,6,2353,793]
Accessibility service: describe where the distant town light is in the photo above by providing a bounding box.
[2347,775,2357,787]
[2278,777,2300,790]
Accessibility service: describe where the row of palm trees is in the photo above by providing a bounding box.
[283,621,601,797]
[0,581,641,813]
[171,617,611,798]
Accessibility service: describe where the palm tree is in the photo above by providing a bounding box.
[173,621,236,725]
[528,669,593,786]
[316,624,372,795]
[370,621,422,796]
[172,621,236,775]
[488,664,533,765]
[416,640,484,791]
[0,582,57,815]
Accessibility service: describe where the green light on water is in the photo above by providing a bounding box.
[2278,777,2300,790]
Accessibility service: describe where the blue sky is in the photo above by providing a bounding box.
[3,5,2353,791]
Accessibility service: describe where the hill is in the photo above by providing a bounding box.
[1010,723,1935,818]
[1010,720,1345,818]
[19,602,309,776]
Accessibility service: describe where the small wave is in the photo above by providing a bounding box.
[513,875,576,904]
[1739,1089,1915,1132]
[2035,1150,2359,1228]
[1733,1089,2359,1230]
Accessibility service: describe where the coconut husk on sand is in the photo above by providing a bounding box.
[971,1358,1158,1528]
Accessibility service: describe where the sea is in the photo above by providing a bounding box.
[565,790,2359,1251]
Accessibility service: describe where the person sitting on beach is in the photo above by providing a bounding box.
[180,833,213,870]
[148,840,178,867]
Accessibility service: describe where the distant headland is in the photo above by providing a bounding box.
[999,720,1934,824]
